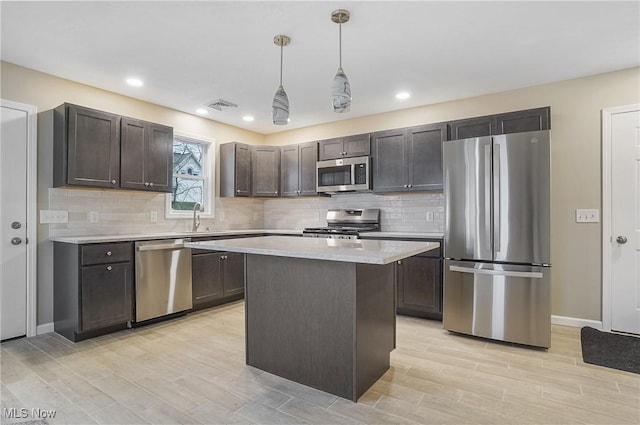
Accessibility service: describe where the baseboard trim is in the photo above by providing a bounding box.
[551,315,602,330]
[36,322,54,335]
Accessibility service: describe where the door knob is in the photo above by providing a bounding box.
[616,235,628,244]
[11,221,21,229]
[11,237,22,245]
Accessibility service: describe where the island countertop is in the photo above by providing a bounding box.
[185,236,439,265]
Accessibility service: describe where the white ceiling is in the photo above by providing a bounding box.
[2,1,639,134]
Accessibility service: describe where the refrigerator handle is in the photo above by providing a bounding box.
[484,144,492,253]
[493,143,501,254]
[449,265,543,279]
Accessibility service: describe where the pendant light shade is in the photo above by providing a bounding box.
[331,9,351,113]
[272,35,290,125]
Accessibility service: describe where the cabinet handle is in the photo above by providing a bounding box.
[111,180,117,185]
[408,184,413,188]
[397,260,402,265]
[106,251,112,256]
[275,191,278,194]
[106,265,112,271]
[236,190,240,193]
[149,182,154,187]
[403,184,408,188]
[144,182,150,187]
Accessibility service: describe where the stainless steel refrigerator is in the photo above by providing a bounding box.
[443,130,551,348]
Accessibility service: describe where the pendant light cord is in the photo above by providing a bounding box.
[339,21,342,69]
[280,43,284,85]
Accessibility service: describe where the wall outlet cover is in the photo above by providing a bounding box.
[39,210,68,224]
[88,211,99,224]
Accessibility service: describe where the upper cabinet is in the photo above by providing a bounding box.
[492,107,550,135]
[281,142,318,197]
[53,103,173,192]
[220,142,251,197]
[318,133,370,160]
[54,104,121,188]
[120,118,173,192]
[251,145,280,197]
[372,123,446,193]
[447,106,551,140]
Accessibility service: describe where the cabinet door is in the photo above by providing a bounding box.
[372,129,407,193]
[145,123,173,192]
[318,138,344,160]
[397,255,442,316]
[447,116,492,141]
[343,133,371,157]
[223,252,245,297]
[235,143,252,196]
[120,118,148,190]
[80,262,133,331]
[298,141,318,196]
[251,146,280,197]
[192,253,223,305]
[492,107,550,135]
[280,145,300,197]
[66,105,120,188]
[407,123,445,191]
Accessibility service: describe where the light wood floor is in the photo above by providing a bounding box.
[2,301,639,425]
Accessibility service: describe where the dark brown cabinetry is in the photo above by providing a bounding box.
[54,241,134,342]
[396,247,442,319]
[447,106,550,140]
[281,141,318,196]
[120,118,173,192]
[53,103,173,193]
[192,250,245,310]
[54,103,121,188]
[372,123,446,193]
[220,142,251,197]
[318,133,370,160]
[251,146,280,197]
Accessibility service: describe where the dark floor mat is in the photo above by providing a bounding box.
[580,326,640,374]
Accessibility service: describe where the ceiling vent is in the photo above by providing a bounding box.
[207,99,238,111]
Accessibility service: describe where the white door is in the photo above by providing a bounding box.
[1,100,37,340]
[606,105,640,334]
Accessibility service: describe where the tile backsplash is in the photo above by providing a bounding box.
[44,188,443,238]
[46,188,264,238]
[263,192,444,233]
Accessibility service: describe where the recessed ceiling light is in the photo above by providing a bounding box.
[196,108,208,115]
[242,116,255,122]
[126,78,144,87]
[396,92,410,100]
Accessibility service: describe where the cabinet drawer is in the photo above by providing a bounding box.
[81,242,132,265]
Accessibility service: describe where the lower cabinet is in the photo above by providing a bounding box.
[396,247,442,320]
[192,250,245,310]
[54,241,134,342]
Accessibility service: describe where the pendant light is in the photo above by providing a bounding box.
[331,9,351,113]
[272,35,290,125]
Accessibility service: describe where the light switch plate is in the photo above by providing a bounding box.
[40,210,68,224]
[576,209,599,223]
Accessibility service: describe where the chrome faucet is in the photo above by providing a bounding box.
[192,202,201,232]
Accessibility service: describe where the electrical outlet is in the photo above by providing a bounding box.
[149,211,157,223]
[576,209,599,223]
[88,211,99,224]
[39,210,68,224]
[426,211,434,222]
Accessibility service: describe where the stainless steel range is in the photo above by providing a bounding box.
[303,209,380,239]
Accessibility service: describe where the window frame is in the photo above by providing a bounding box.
[165,131,215,219]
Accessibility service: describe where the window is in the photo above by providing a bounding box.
[166,133,214,218]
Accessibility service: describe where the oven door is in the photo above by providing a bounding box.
[316,156,370,193]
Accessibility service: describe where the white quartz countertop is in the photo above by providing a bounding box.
[49,229,302,244]
[186,236,440,265]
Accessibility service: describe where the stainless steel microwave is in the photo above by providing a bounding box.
[316,156,371,193]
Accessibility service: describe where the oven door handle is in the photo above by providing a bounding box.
[350,164,356,186]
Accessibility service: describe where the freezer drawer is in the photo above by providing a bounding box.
[443,260,550,348]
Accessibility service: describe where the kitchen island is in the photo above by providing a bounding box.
[186,236,439,401]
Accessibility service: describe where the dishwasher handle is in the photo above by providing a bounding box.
[136,242,188,252]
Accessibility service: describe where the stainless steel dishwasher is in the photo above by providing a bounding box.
[134,238,192,322]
